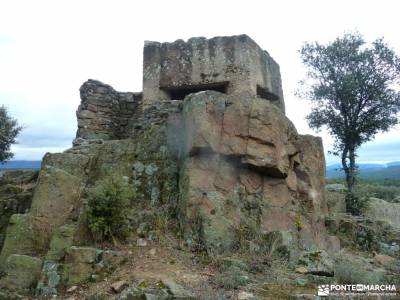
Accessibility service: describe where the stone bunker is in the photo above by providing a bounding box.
[142,35,285,112]
[76,35,287,142]
[0,34,338,296]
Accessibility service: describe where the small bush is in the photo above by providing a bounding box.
[233,220,259,252]
[328,178,400,203]
[346,182,400,214]
[134,208,175,242]
[189,211,206,252]
[335,260,384,284]
[194,282,228,300]
[345,192,368,216]
[212,266,249,289]
[86,177,132,242]
[362,184,400,203]
[259,231,290,260]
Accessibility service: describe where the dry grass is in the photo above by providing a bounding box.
[59,237,214,299]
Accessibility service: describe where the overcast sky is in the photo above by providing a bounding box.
[1,0,399,165]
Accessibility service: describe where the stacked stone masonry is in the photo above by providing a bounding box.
[76,80,142,141]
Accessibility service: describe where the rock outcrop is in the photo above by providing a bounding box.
[0,35,333,297]
[179,91,329,254]
[0,170,38,253]
[0,254,43,294]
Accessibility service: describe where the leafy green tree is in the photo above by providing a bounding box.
[0,105,22,163]
[298,32,400,214]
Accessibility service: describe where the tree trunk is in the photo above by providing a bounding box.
[342,145,359,214]
[348,147,356,192]
[341,147,350,188]
[341,146,356,192]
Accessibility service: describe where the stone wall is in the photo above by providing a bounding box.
[76,79,142,141]
[143,35,285,113]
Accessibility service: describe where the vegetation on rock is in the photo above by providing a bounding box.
[86,177,132,243]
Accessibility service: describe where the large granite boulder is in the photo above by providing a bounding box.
[179,91,328,254]
[30,165,84,250]
[0,151,90,268]
[182,91,297,176]
[365,198,400,229]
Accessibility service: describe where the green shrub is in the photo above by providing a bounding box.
[366,185,400,202]
[328,178,400,203]
[134,208,175,242]
[345,192,367,216]
[233,220,259,252]
[212,266,249,289]
[334,260,384,284]
[344,183,400,214]
[86,177,132,242]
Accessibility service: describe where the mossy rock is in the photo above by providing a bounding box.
[100,250,127,271]
[42,152,90,179]
[298,250,334,277]
[62,262,93,286]
[65,246,97,263]
[86,132,179,209]
[62,246,97,286]
[36,260,62,296]
[46,225,76,261]
[0,214,36,270]
[30,166,84,251]
[0,254,42,294]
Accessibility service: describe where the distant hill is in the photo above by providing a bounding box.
[327,161,400,180]
[2,160,399,180]
[387,161,400,167]
[0,160,41,170]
